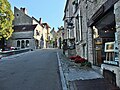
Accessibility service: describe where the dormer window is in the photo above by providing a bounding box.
[72,0,78,6]
[72,0,79,12]
[16,14,19,16]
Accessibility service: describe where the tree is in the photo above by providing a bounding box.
[0,0,14,40]
[0,0,14,50]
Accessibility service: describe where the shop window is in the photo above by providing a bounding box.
[17,40,20,47]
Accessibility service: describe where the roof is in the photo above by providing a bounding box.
[50,29,56,33]
[64,0,69,12]
[42,23,51,28]
[32,17,39,23]
[13,24,37,32]
[14,7,32,20]
[32,17,44,28]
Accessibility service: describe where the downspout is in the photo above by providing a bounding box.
[85,0,89,61]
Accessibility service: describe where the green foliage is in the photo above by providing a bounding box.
[81,62,92,68]
[0,0,14,40]
[49,40,53,44]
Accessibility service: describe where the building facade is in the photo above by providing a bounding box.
[64,0,120,88]
[8,24,37,49]
[49,28,57,48]
[42,23,50,48]
[7,7,50,49]
[57,26,64,49]
[87,0,120,88]
[63,0,76,57]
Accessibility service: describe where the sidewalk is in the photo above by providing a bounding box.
[58,52,120,90]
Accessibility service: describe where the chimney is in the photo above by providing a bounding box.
[20,7,27,14]
[39,18,42,24]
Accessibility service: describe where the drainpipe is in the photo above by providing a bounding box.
[85,0,89,61]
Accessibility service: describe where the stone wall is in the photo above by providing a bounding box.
[64,0,74,40]
[10,31,35,49]
[14,7,32,25]
[10,39,35,49]
[101,64,120,88]
[87,0,107,20]
[87,27,94,63]
[114,0,120,87]
[12,31,34,39]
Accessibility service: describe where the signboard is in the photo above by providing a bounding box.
[105,42,114,52]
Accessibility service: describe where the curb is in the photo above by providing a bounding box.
[57,52,68,90]
[0,50,33,60]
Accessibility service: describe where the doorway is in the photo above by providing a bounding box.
[93,7,116,66]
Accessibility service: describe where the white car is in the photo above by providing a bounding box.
[0,49,2,52]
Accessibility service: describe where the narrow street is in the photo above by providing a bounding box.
[0,49,62,90]
[1,0,120,89]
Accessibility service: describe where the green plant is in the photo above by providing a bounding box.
[80,62,92,68]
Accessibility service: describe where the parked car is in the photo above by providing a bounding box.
[10,47,20,50]
[0,49,2,52]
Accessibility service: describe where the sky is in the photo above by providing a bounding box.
[8,0,66,30]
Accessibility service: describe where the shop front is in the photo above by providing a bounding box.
[88,0,118,66]
[93,7,116,66]
[88,0,120,88]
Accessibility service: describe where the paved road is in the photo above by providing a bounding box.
[0,49,62,90]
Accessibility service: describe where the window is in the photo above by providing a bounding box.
[73,0,79,12]
[17,14,19,16]
[26,40,29,47]
[40,34,44,41]
[36,30,39,35]
[21,40,25,48]
[75,14,80,42]
[17,40,20,47]
[83,44,86,58]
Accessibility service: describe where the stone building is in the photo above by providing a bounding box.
[57,26,64,49]
[41,23,51,48]
[9,24,37,49]
[64,0,120,88]
[63,0,76,57]
[7,7,50,49]
[86,0,120,88]
[72,0,88,59]
[49,28,57,48]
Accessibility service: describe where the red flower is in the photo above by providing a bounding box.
[74,58,87,63]
[69,55,81,60]
[69,56,76,60]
